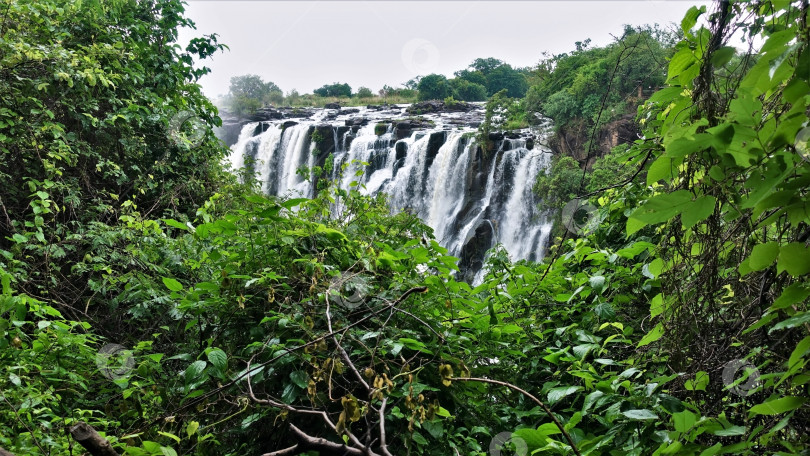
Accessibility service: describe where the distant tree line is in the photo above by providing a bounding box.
[224,28,675,129]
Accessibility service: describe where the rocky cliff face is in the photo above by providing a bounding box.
[549,114,640,167]
[223,103,551,283]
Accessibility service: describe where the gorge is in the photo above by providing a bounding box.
[222,103,553,281]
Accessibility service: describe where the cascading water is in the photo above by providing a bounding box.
[226,106,553,282]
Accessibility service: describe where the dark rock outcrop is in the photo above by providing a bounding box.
[457,220,495,283]
[551,114,639,167]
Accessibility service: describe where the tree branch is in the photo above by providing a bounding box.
[261,424,380,456]
[69,422,120,456]
[454,377,582,456]
[378,397,394,456]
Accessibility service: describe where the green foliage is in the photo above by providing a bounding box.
[619,2,810,453]
[355,86,373,98]
[478,90,528,151]
[485,63,529,98]
[534,155,583,209]
[586,145,636,193]
[453,68,487,87]
[417,74,453,101]
[0,0,230,305]
[3,2,809,456]
[540,90,580,127]
[227,74,283,114]
[313,82,352,97]
[448,78,487,101]
[526,25,676,128]
[456,58,529,97]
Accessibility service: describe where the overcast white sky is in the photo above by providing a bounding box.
[178,1,711,98]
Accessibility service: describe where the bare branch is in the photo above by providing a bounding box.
[69,422,120,456]
[260,424,381,456]
[378,397,394,456]
[326,294,370,392]
[145,286,428,431]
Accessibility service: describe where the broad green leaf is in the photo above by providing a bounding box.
[622,409,658,420]
[626,217,647,236]
[669,48,696,82]
[289,370,309,389]
[665,134,714,158]
[713,425,745,436]
[207,348,227,372]
[647,258,664,277]
[162,218,189,231]
[411,431,428,445]
[777,243,810,276]
[637,323,664,347]
[646,155,679,185]
[241,413,262,429]
[157,431,180,443]
[162,277,183,292]
[582,391,604,413]
[761,29,797,54]
[422,420,443,439]
[547,386,583,404]
[650,293,664,318]
[672,409,697,433]
[771,283,810,310]
[685,371,709,391]
[185,360,207,382]
[281,198,308,209]
[748,242,780,271]
[513,428,551,451]
[681,195,715,229]
[769,311,810,333]
[788,336,810,371]
[750,396,807,415]
[680,5,705,32]
[711,46,736,67]
[186,421,200,437]
[698,444,723,456]
[629,190,694,230]
[589,275,605,290]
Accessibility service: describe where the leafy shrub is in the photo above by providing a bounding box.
[314,82,352,97]
[356,86,373,98]
[449,78,487,101]
[417,74,453,100]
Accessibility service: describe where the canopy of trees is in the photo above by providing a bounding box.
[525,25,677,129]
[456,57,530,98]
[227,74,283,114]
[313,82,352,98]
[416,73,453,100]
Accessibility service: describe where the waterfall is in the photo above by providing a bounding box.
[227,106,553,281]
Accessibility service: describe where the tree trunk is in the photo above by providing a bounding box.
[69,422,120,456]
